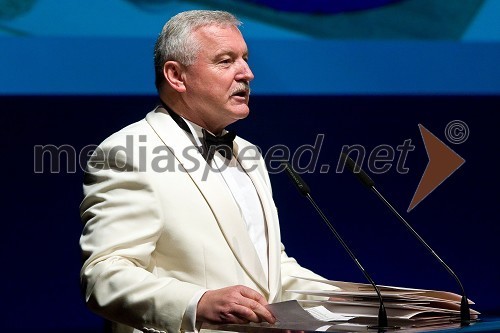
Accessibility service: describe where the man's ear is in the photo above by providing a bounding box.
[163,61,186,92]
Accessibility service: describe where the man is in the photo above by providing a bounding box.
[80,10,334,333]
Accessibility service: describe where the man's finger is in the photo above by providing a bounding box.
[234,287,276,324]
[251,302,276,324]
[238,286,269,305]
[231,303,262,323]
[238,297,276,324]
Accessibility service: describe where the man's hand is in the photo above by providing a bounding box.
[197,285,276,325]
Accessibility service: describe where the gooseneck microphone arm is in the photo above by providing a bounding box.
[282,162,395,330]
[341,153,471,325]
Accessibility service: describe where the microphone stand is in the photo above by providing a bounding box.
[371,186,471,325]
[283,162,398,331]
[341,153,471,326]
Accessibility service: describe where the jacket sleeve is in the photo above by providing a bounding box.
[79,134,203,333]
[279,244,339,301]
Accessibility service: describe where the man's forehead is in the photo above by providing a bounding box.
[193,25,248,53]
[194,24,243,40]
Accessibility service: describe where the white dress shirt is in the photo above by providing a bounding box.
[178,117,269,332]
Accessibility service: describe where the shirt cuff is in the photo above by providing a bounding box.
[181,288,208,332]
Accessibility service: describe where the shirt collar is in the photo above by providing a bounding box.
[160,101,229,150]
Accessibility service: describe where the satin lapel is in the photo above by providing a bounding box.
[145,108,268,293]
[234,140,282,301]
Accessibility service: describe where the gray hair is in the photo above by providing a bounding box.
[154,10,241,90]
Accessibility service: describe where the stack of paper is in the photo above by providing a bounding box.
[289,277,479,328]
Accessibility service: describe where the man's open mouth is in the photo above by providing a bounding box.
[232,90,248,97]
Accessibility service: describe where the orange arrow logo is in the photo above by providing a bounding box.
[408,124,465,212]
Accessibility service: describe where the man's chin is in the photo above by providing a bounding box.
[229,105,250,120]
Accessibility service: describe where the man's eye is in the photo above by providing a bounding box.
[219,58,232,64]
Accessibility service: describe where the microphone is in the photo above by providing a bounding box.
[282,162,397,331]
[340,153,471,326]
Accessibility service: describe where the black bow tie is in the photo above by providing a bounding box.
[202,129,236,162]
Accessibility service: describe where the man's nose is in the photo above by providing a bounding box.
[236,60,254,82]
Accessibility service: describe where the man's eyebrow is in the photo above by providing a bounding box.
[213,49,249,59]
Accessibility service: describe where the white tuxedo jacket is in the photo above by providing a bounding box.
[80,107,332,333]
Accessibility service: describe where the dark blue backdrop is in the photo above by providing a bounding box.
[2,94,499,332]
